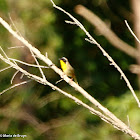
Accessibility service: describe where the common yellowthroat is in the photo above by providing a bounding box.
[59,57,78,83]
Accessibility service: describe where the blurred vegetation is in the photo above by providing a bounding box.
[0,0,139,139]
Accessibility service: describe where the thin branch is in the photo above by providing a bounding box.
[8,46,24,49]
[11,58,18,67]
[65,20,77,25]
[86,39,140,108]
[55,79,64,84]
[0,80,31,95]
[20,73,24,79]
[0,66,12,72]
[0,54,45,84]
[125,20,140,45]
[9,58,49,68]
[11,70,19,84]
[0,46,18,66]
[50,0,97,44]
[9,13,23,37]
[0,46,9,60]
[29,48,46,80]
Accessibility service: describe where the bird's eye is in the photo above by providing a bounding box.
[63,59,66,63]
[61,57,67,63]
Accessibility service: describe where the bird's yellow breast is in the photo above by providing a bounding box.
[60,60,67,72]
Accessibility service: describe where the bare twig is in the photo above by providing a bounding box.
[86,39,140,108]
[125,20,140,45]
[29,48,46,80]
[0,46,18,66]
[0,80,31,95]
[0,66,12,72]
[0,46,10,60]
[20,73,24,79]
[9,13,23,37]
[8,46,24,49]
[55,79,64,84]
[65,20,77,25]
[11,70,19,84]
[9,58,49,68]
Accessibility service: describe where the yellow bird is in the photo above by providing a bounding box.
[59,57,78,83]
